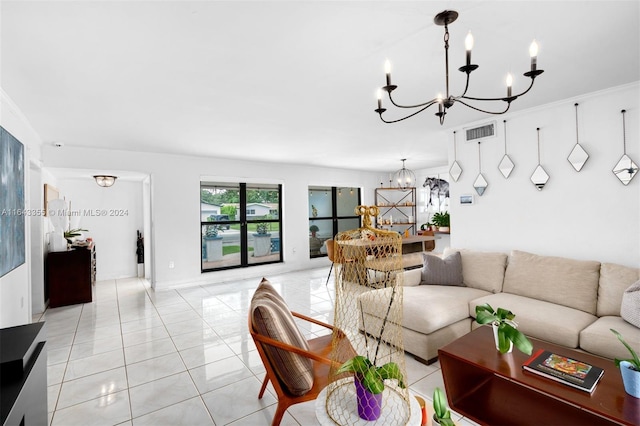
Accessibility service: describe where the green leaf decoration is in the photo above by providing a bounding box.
[611,329,640,370]
[336,355,371,376]
[378,362,406,388]
[362,368,385,394]
[475,309,497,325]
[337,357,404,395]
[433,387,447,418]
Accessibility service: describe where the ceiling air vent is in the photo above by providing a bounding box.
[465,121,497,142]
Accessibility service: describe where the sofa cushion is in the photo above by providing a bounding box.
[470,293,597,348]
[420,252,464,286]
[401,268,422,287]
[250,278,313,396]
[597,263,640,316]
[444,248,507,293]
[621,280,640,327]
[502,250,600,314]
[580,316,640,360]
[401,285,489,335]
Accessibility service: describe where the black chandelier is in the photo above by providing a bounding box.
[375,10,544,125]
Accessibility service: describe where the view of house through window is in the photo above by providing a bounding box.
[308,186,361,258]
[201,182,282,271]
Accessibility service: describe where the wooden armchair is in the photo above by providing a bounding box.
[249,279,354,426]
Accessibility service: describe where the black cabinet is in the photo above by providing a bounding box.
[46,244,95,308]
[1,322,47,426]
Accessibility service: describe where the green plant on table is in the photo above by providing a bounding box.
[336,291,405,395]
[431,211,450,228]
[64,228,88,243]
[475,303,533,355]
[610,329,640,370]
[432,387,455,426]
[335,355,405,395]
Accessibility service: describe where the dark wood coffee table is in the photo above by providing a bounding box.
[438,326,639,425]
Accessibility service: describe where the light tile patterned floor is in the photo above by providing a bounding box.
[35,267,478,425]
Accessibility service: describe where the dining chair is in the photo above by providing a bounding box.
[325,239,335,286]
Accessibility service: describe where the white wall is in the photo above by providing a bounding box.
[448,83,640,267]
[54,178,144,280]
[43,148,380,289]
[0,90,43,327]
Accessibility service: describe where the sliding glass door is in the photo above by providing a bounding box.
[201,182,282,271]
[308,186,361,258]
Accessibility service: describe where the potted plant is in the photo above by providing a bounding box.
[256,222,270,235]
[309,224,319,237]
[204,225,224,261]
[431,211,450,232]
[420,222,432,231]
[64,228,88,244]
[335,284,405,420]
[610,329,640,398]
[432,387,455,426]
[475,303,533,355]
[253,223,272,257]
[335,355,405,421]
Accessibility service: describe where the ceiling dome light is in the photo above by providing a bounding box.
[93,175,117,188]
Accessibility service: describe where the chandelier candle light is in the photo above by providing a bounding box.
[375,10,544,125]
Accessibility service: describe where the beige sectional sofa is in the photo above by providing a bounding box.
[363,248,640,364]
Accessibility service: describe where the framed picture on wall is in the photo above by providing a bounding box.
[423,174,450,212]
[44,183,59,217]
[1,126,26,277]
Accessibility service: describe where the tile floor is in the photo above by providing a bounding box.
[35,267,478,425]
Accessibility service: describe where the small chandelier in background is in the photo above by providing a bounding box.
[94,175,118,188]
[393,159,416,189]
[375,10,544,125]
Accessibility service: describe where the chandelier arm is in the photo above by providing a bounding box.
[456,99,512,115]
[378,103,438,123]
[456,71,472,99]
[461,77,536,102]
[388,92,438,109]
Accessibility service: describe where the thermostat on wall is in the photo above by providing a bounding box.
[460,194,474,205]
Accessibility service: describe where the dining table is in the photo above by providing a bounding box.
[335,234,435,286]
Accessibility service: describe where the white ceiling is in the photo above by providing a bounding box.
[1,1,638,173]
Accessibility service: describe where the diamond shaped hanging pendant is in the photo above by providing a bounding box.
[613,154,639,185]
[498,154,515,179]
[568,143,589,172]
[531,165,549,191]
[449,161,463,182]
[473,173,488,196]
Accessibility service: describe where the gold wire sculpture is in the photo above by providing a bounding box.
[325,205,409,424]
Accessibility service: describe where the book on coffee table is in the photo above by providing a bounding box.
[522,349,605,393]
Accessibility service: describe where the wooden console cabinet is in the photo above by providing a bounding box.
[46,244,95,308]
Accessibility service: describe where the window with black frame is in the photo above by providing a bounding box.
[201,182,282,271]
[308,186,361,258]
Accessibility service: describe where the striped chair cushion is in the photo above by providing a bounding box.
[420,252,464,286]
[251,278,314,396]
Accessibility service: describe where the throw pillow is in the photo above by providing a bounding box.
[420,252,464,286]
[621,279,640,328]
[250,278,314,396]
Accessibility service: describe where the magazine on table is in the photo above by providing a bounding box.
[522,349,604,393]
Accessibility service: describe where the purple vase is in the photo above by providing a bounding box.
[355,378,383,421]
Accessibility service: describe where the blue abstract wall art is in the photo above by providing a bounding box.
[0,126,25,277]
